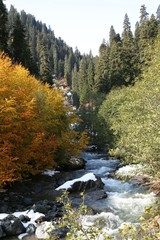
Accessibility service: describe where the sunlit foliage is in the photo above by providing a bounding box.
[0,53,88,186]
[99,35,160,176]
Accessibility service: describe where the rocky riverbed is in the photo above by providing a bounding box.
[0,153,159,240]
[0,157,107,239]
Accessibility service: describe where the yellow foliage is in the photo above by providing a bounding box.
[0,53,88,186]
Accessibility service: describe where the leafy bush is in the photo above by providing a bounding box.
[51,191,111,240]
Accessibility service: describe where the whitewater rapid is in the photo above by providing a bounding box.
[81,152,157,238]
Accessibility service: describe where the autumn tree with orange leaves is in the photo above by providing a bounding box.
[0,53,88,186]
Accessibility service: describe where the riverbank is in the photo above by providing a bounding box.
[0,152,159,239]
[115,164,160,196]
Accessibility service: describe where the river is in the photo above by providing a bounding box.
[1,151,157,240]
[77,151,157,238]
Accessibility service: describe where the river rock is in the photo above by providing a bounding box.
[18,214,31,223]
[86,189,107,201]
[26,223,36,235]
[0,223,6,238]
[60,157,86,170]
[35,221,54,239]
[85,145,98,152]
[31,200,52,214]
[68,175,104,193]
[1,217,26,236]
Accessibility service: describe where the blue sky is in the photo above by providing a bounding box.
[5,0,160,55]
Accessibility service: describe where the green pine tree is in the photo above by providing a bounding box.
[121,14,138,85]
[72,64,80,108]
[10,14,33,70]
[0,0,8,53]
[39,41,52,84]
[94,40,111,93]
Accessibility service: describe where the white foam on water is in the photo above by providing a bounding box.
[92,166,113,175]
[82,211,123,229]
[105,191,156,222]
[102,178,133,193]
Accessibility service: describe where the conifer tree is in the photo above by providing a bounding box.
[121,14,137,85]
[138,6,158,65]
[134,21,140,45]
[94,40,110,93]
[53,47,58,77]
[0,0,8,53]
[109,33,123,87]
[72,64,80,108]
[8,5,17,30]
[147,14,158,41]
[64,54,72,87]
[109,25,116,44]
[87,51,95,95]
[39,41,52,84]
[10,14,33,71]
[78,57,88,104]
[139,4,149,23]
[156,5,160,21]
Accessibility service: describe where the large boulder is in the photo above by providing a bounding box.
[85,145,98,152]
[60,157,86,171]
[56,173,104,193]
[70,175,104,193]
[35,222,54,239]
[1,216,26,236]
[35,222,68,240]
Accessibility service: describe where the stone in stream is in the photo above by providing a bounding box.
[56,173,105,193]
[59,157,86,171]
[0,217,26,236]
[0,224,6,238]
[69,175,104,192]
[26,223,36,235]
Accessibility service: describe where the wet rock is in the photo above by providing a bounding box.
[0,204,8,213]
[31,200,52,214]
[18,214,31,223]
[86,189,107,201]
[68,175,104,193]
[4,214,17,221]
[85,145,98,152]
[1,217,26,236]
[35,216,49,224]
[35,222,54,239]
[0,223,6,238]
[60,157,86,171]
[26,223,36,235]
[23,197,33,206]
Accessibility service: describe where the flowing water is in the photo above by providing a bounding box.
[79,152,157,238]
[1,152,157,240]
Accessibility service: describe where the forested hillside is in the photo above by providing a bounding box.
[72,5,160,151]
[1,2,82,85]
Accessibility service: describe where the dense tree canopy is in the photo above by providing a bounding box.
[99,35,160,176]
[0,54,88,186]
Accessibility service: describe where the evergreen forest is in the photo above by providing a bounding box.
[0,0,160,184]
